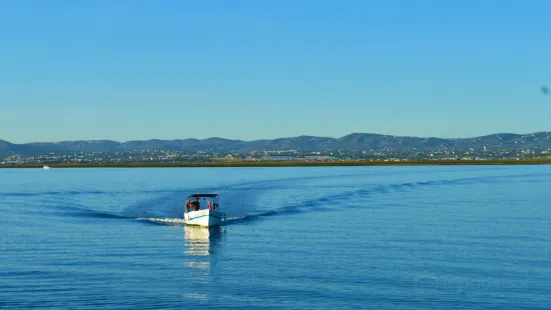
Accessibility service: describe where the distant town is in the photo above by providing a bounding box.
[3,132,551,165]
[2,147,550,165]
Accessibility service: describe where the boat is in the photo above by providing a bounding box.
[183,194,226,227]
[43,165,51,170]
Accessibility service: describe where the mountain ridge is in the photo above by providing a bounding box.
[1,132,551,157]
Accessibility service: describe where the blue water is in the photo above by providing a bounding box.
[1,166,551,309]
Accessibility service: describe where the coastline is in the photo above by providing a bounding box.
[2,158,551,168]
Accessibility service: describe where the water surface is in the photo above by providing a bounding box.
[1,166,551,309]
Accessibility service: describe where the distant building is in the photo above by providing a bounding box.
[303,155,336,161]
[264,155,297,161]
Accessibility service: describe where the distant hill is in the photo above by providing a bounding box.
[1,132,551,157]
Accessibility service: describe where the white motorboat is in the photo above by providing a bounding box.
[183,194,226,227]
[43,165,51,170]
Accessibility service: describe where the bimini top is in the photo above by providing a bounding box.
[188,193,218,198]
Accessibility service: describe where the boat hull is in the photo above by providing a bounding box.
[184,209,225,227]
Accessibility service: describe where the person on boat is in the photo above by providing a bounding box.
[191,197,200,211]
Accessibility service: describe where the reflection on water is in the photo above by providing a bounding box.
[182,226,224,303]
[184,226,224,256]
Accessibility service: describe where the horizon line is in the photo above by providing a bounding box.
[3,130,551,145]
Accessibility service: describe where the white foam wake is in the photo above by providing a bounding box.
[225,216,246,222]
[136,217,187,225]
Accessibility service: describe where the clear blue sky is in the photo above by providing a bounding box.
[1,0,550,143]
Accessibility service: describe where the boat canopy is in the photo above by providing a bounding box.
[188,193,219,199]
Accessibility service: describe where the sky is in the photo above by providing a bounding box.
[1,0,550,143]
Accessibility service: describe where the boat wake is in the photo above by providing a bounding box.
[136,215,260,226]
[206,172,548,226]
[136,217,188,226]
[50,171,548,228]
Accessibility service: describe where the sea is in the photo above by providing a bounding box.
[1,165,551,309]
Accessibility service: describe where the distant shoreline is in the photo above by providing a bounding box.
[2,158,551,168]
